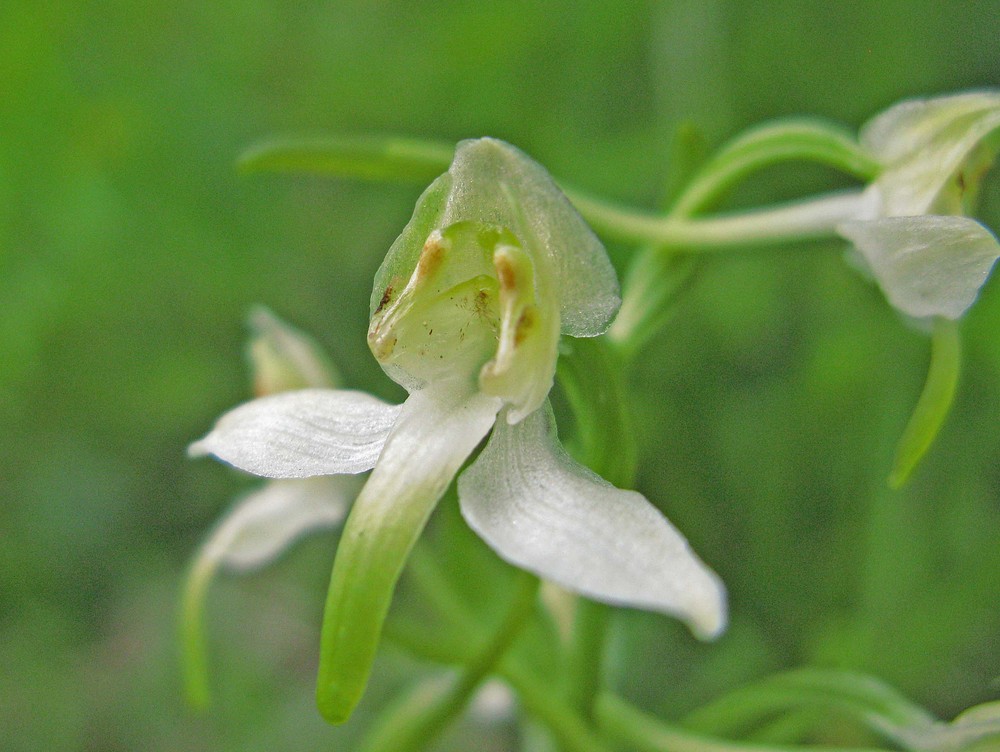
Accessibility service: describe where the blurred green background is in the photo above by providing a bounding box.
[3,1,999,750]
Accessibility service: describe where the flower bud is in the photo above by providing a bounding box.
[247,306,340,394]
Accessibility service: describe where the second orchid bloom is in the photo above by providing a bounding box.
[839,90,1000,320]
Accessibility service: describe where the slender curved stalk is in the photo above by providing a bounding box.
[394,548,613,752]
[670,118,879,218]
[179,557,217,709]
[500,662,612,752]
[569,189,867,249]
[359,571,539,752]
[562,599,610,721]
[681,668,935,743]
[887,318,961,488]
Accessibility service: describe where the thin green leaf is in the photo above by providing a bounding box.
[888,318,961,488]
[682,668,936,743]
[597,693,889,752]
[238,135,454,182]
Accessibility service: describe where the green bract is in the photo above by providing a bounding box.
[190,138,727,724]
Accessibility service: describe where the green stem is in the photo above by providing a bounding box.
[669,118,879,218]
[395,548,613,752]
[178,556,217,710]
[569,190,866,249]
[359,571,540,752]
[596,693,890,752]
[404,544,486,640]
[887,318,961,488]
[563,598,610,720]
[501,662,612,752]
[611,119,873,355]
[555,336,639,725]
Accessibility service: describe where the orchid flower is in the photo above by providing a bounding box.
[838,91,1000,320]
[182,307,358,708]
[832,92,1000,486]
[190,138,727,723]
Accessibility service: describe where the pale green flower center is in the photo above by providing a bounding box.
[368,221,545,396]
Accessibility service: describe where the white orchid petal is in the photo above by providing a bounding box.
[189,388,402,478]
[457,404,727,639]
[839,216,1000,319]
[316,382,502,722]
[201,477,358,572]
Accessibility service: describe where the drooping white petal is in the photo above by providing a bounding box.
[457,403,727,639]
[317,382,502,722]
[839,216,1000,319]
[201,476,359,572]
[188,389,402,478]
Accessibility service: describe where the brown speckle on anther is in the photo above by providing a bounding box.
[416,237,445,279]
[495,256,516,291]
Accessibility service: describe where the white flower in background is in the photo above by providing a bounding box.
[190,307,356,576]
[191,138,727,721]
[182,308,358,706]
[838,90,1000,319]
